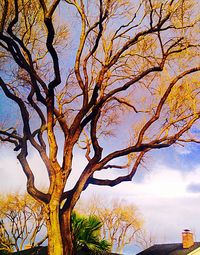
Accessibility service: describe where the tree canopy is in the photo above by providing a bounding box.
[0,0,200,254]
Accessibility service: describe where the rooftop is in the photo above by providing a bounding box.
[137,242,200,255]
[12,246,121,255]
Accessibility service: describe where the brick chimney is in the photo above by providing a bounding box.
[182,229,194,249]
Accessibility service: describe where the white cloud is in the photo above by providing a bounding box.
[83,164,200,244]
[0,147,26,193]
[100,163,200,200]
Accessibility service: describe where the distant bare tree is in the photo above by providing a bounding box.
[135,229,156,250]
[0,193,47,252]
[76,196,145,253]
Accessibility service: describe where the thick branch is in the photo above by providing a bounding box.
[0,33,47,95]
[88,151,147,187]
[44,17,61,89]
[17,149,50,204]
[90,109,103,162]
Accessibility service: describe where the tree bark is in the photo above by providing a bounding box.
[45,203,64,255]
[60,209,74,255]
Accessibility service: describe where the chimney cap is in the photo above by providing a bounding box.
[182,229,194,249]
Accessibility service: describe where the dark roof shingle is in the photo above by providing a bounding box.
[137,242,200,255]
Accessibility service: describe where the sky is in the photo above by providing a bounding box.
[1,141,200,254]
[1,1,200,254]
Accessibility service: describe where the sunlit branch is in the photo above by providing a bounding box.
[102,164,130,170]
[136,67,200,146]
[71,1,86,91]
[47,0,61,18]
[178,138,200,143]
[36,1,61,166]
[150,113,200,148]
[35,234,48,247]
[54,108,69,136]
[62,139,172,208]
[77,129,92,161]
[82,0,109,100]
[112,3,144,41]
[0,0,200,252]
[107,11,171,69]
[158,113,194,139]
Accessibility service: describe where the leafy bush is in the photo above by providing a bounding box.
[72,212,111,254]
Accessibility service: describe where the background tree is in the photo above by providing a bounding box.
[76,196,144,254]
[0,0,200,254]
[0,193,47,252]
[0,225,14,255]
[134,229,156,251]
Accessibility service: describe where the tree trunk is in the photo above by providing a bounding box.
[60,209,74,255]
[45,203,64,255]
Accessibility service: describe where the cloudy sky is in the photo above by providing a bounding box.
[1,140,200,254]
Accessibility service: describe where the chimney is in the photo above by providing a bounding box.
[182,229,194,249]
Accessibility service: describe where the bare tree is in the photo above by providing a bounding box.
[0,193,47,252]
[0,0,200,254]
[135,229,156,251]
[0,224,14,254]
[76,197,144,254]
